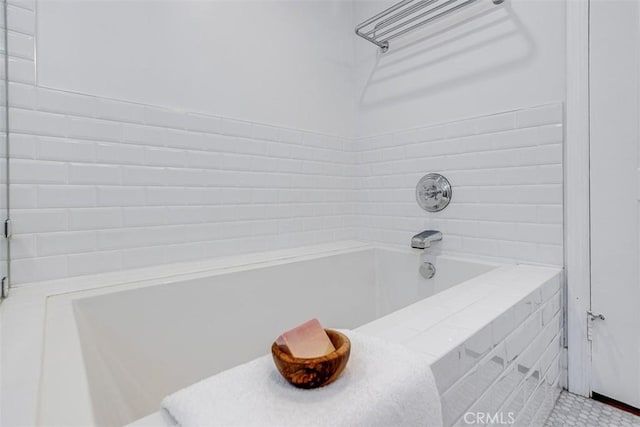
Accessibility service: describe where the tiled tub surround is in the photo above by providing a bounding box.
[8,90,358,284]
[3,0,565,284]
[3,0,357,285]
[354,103,564,266]
[7,95,564,284]
[1,242,562,426]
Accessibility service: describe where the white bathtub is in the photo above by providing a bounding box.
[0,241,564,427]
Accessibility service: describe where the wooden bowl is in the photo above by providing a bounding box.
[271,329,351,389]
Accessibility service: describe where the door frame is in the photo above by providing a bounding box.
[565,0,592,398]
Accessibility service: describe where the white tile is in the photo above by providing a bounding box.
[11,255,68,283]
[540,276,561,301]
[475,113,516,135]
[67,117,122,142]
[516,104,563,128]
[405,324,474,358]
[36,88,96,117]
[95,98,145,124]
[145,187,198,206]
[97,186,146,207]
[251,123,280,141]
[37,185,97,208]
[11,208,68,233]
[164,241,205,263]
[122,123,166,146]
[122,245,166,269]
[7,4,34,35]
[95,142,145,165]
[144,147,188,167]
[491,307,517,345]
[536,124,563,145]
[8,0,35,11]
[123,207,167,227]
[10,159,67,184]
[166,206,204,224]
[144,106,185,129]
[184,112,221,134]
[279,128,304,144]
[462,323,494,363]
[37,231,96,256]
[10,108,66,136]
[69,208,122,231]
[69,163,121,185]
[165,129,203,150]
[360,324,421,344]
[8,57,35,84]
[10,234,36,259]
[10,133,36,159]
[10,183,37,208]
[121,166,167,186]
[432,346,464,394]
[534,244,563,265]
[441,368,482,426]
[541,292,561,326]
[446,119,477,138]
[220,118,253,137]
[36,136,95,162]
[491,364,522,413]
[68,250,122,276]
[9,81,35,108]
[505,312,542,363]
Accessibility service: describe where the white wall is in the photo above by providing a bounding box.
[7,0,358,284]
[353,0,566,136]
[6,0,567,284]
[352,0,565,266]
[36,0,355,137]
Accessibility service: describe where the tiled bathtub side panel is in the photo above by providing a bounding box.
[4,4,358,284]
[434,273,563,427]
[354,104,564,266]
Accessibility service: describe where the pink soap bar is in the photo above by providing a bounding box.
[276,318,336,358]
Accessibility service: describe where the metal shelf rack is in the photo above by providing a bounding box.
[355,0,505,52]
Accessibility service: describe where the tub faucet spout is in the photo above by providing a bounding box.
[411,230,442,249]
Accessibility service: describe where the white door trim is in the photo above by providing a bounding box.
[565,0,591,397]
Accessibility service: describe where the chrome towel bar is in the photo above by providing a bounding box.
[355,0,505,52]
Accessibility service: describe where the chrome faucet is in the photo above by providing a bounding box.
[411,230,442,249]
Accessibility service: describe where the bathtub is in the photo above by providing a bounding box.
[0,241,564,427]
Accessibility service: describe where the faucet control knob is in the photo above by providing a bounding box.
[416,173,452,212]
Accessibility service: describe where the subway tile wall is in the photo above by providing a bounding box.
[8,95,358,283]
[5,1,564,284]
[4,2,358,284]
[354,103,564,266]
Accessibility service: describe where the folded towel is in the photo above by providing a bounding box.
[162,330,443,427]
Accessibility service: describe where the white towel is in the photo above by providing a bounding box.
[161,330,443,427]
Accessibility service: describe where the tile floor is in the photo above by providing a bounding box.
[545,391,640,427]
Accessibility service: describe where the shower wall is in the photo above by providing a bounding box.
[354,104,563,265]
[6,0,567,285]
[7,0,358,284]
[353,0,566,265]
